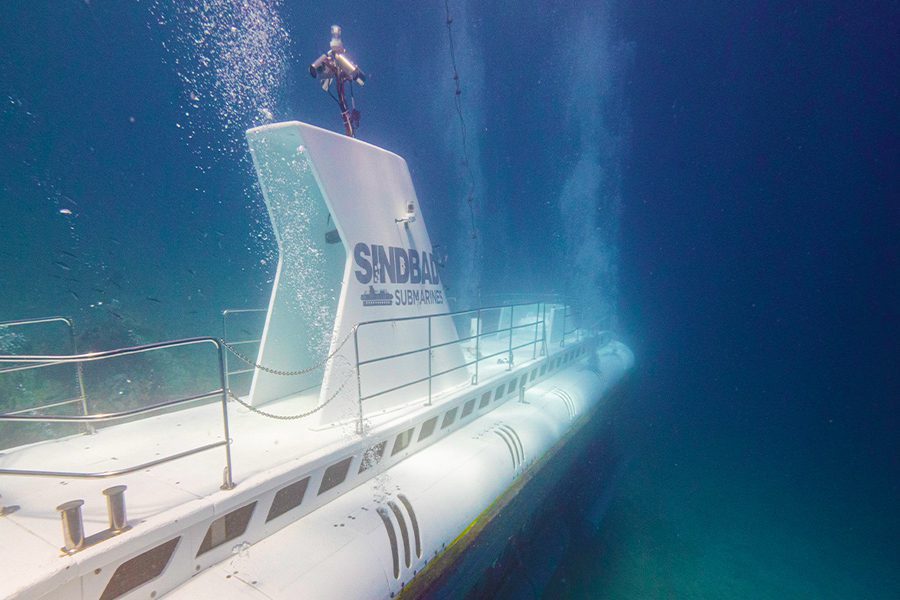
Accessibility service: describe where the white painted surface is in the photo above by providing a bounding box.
[245,122,466,426]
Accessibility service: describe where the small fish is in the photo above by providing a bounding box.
[106,309,124,321]
[110,237,122,245]
[91,287,104,293]
[59,208,73,215]
[61,195,78,207]
[187,310,199,315]
[146,297,162,304]
[186,268,196,276]
[68,290,80,300]
[58,249,78,259]
[53,260,72,271]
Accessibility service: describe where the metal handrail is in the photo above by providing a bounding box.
[0,316,89,425]
[221,308,266,391]
[354,302,547,425]
[0,336,235,489]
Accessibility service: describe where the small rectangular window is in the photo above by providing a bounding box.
[494,386,505,401]
[441,407,458,429]
[508,379,517,394]
[197,503,256,556]
[359,441,387,473]
[479,392,491,409]
[461,399,475,418]
[540,365,547,376]
[392,427,416,456]
[267,477,310,522]
[418,417,438,441]
[520,375,528,391]
[319,456,354,495]
[101,537,180,600]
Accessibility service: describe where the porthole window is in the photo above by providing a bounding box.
[461,398,475,418]
[441,407,458,429]
[392,428,416,456]
[418,417,438,442]
[359,441,387,474]
[267,477,310,522]
[319,456,354,495]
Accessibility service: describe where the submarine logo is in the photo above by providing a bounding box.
[361,286,393,307]
[354,242,445,307]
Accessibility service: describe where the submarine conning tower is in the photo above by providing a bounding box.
[245,121,467,428]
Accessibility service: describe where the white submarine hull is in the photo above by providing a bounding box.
[168,342,632,599]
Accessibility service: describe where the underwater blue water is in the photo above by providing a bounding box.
[1,1,897,597]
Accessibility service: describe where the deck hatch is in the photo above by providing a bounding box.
[388,501,411,568]
[359,441,387,473]
[376,507,400,579]
[197,502,256,556]
[461,398,475,418]
[418,417,438,442]
[397,494,422,558]
[319,456,354,495]
[441,407,458,429]
[266,477,310,522]
[100,537,179,600]
[392,427,415,456]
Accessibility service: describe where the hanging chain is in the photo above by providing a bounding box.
[220,325,357,376]
[219,325,358,420]
[226,365,355,421]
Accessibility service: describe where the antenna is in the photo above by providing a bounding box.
[309,25,366,137]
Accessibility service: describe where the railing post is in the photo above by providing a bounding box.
[474,309,481,385]
[221,311,230,393]
[427,317,432,405]
[216,343,235,490]
[64,318,93,435]
[541,303,547,356]
[507,305,514,370]
[354,327,364,435]
[532,303,538,360]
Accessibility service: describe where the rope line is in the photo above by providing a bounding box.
[444,0,481,308]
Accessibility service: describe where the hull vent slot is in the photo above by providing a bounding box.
[552,388,577,419]
[388,501,411,568]
[397,494,422,559]
[377,507,400,579]
[493,426,524,469]
[498,425,525,464]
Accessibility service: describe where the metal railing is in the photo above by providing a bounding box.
[0,317,89,422]
[0,337,235,489]
[353,302,549,430]
[221,308,266,393]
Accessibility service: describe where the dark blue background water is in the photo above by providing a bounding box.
[1,1,897,597]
